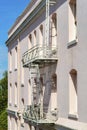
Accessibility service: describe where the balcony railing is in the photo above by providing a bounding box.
[23,104,58,124]
[22,44,58,67]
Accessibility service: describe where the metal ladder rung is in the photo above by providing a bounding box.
[49,0,56,5]
[50,1,56,4]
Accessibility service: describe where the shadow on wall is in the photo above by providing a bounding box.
[42,64,57,114]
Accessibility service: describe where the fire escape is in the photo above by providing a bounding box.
[22,0,58,125]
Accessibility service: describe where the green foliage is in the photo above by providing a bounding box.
[0,109,7,129]
[0,71,8,130]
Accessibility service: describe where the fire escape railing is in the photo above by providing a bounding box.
[23,104,58,124]
[22,44,58,66]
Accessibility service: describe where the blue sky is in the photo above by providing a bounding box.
[0,0,30,78]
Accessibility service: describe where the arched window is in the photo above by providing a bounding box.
[51,13,57,46]
[34,30,37,46]
[9,116,12,130]
[69,0,77,41]
[9,51,12,71]
[39,25,43,45]
[21,64,24,85]
[28,79,32,105]
[15,82,17,106]
[69,69,78,116]
[21,98,24,107]
[9,83,12,104]
[29,34,33,48]
[51,74,57,111]
[15,119,17,130]
[15,46,17,69]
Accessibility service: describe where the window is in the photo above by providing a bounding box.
[9,83,12,104]
[51,13,57,46]
[21,65,24,86]
[69,0,77,41]
[51,74,57,110]
[15,47,18,70]
[15,82,17,106]
[28,79,32,105]
[21,98,24,107]
[39,25,43,45]
[69,69,78,117]
[9,51,12,72]
[29,34,33,48]
[31,126,36,130]
[15,119,18,130]
[9,116,12,130]
[34,30,37,46]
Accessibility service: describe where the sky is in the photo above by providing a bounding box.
[0,0,30,79]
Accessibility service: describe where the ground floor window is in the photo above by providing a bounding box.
[69,69,78,117]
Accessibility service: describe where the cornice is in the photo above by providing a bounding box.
[6,0,45,46]
[8,0,38,35]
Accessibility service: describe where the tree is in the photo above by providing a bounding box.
[0,71,8,129]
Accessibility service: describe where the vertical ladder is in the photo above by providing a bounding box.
[45,0,56,46]
[29,64,43,119]
[36,65,43,119]
[45,0,50,46]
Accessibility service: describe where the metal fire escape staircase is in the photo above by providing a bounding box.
[23,65,44,123]
[22,0,58,125]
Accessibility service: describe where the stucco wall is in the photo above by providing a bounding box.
[7,0,87,130]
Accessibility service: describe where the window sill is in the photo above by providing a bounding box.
[14,68,17,71]
[14,104,17,107]
[68,113,78,120]
[9,103,12,106]
[21,83,24,87]
[67,39,78,48]
[9,70,12,73]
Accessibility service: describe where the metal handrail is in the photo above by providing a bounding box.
[22,44,57,66]
[23,105,58,123]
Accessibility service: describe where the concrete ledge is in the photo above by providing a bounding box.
[14,104,17,107]
[67,39,78,48]
[7,108,18,118]
[55,118,87,130]
[68,113,78,120]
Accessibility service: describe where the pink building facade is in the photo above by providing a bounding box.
[6,0,87,130]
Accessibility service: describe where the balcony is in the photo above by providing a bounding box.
[22,44,58,67]
[23,104,58,125]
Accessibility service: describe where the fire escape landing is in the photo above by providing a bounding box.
[22,44,58,67]
[23,104,58,125]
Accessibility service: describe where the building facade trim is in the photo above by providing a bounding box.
[6,0,45,46]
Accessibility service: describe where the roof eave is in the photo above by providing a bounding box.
[6,0,45,46]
